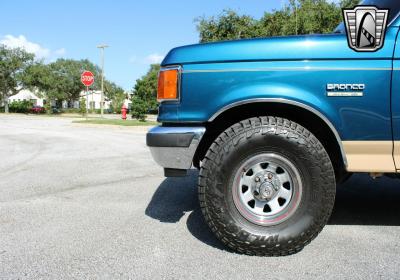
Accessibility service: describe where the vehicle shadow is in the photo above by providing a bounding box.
[145,171,400,250]
[330,174,400,226]
[145,169,227,250]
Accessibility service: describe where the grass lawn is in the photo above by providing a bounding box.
[73,118,157,126]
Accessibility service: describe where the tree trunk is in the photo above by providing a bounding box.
[4,96,9,113]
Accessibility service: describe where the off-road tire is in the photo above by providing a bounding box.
[198,116,336,256]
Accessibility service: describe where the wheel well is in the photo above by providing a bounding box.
[193,102,348,183]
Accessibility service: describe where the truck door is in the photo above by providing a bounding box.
[391,24,400,170]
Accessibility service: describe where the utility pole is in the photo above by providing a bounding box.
[97,44,109,117]
[295,0,298,35]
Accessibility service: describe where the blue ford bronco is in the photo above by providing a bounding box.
[147,0,400,255]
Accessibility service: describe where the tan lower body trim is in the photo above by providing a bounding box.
[393,142,400,171]
[342,141,395,173]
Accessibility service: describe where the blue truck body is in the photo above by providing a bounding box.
[146,2,400,256]
[149,14,400,175]
[159,26,399,142]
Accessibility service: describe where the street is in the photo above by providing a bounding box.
[1,114,400,279]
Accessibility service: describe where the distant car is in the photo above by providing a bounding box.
[51,107,62,114]
[30,106,45,114]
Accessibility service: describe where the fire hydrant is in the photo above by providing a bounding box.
[121,104,127,120]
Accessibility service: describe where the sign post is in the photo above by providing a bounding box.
[86,86,89,118]
[81,71,95,119]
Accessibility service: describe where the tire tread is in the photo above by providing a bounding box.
[198,116,335,256]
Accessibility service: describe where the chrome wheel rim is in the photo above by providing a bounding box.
[232,153,302,226]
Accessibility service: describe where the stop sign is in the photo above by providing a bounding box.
[81,71,94,87]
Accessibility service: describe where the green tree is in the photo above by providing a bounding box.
[196,0,360,42]
[24,59,102,108]
[131,96,147,121]
[23,62,58,101]
[133,64,160,111]
[340,0,360,8]
[104,81,126,113]
[0,45,35,113]
[196,10,259,43]
[48,59,101,101]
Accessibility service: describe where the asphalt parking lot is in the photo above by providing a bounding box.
[1,114,400,279]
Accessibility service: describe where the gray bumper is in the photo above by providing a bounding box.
[146,126,206,170]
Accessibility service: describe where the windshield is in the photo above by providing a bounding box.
[334,0,400,33]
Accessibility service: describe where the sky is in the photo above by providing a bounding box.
[0,0,338,91]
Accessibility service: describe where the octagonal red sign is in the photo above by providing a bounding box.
[81,71,94,87]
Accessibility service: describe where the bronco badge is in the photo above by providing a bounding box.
[343,6,389,52]
[326,83,365,97]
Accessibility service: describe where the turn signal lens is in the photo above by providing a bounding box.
[157,68,179,101]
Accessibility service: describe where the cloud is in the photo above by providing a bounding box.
[0,35,50,58]
[0,35,65,60]
[145,53,164,64]
[54,48,66,56]
[129,53,165,65]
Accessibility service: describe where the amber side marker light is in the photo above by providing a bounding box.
[157,68,179,102]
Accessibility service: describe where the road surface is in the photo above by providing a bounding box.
[1,114,400,279]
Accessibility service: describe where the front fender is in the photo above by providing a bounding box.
[208,82,341,129]
[178,60,392,142]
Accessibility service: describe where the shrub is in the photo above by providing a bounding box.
[131,97,147,121]
[106,108,113,114]
[9,100,33,113]
[51,107,62,114]
[44,101,52,114]
[79,98,86,116]
[108,104,116,114]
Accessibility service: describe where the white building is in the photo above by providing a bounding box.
[79,90,111,110]
[8,89,44,106]
[80,90,132,110]
[7,89,131,111]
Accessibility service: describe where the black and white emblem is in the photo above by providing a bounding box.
[343,6,389,52]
